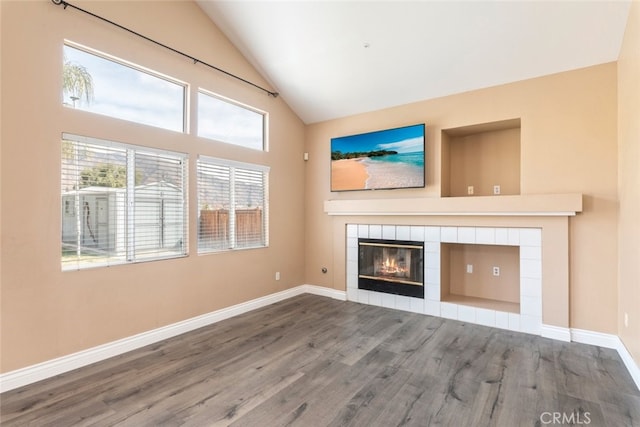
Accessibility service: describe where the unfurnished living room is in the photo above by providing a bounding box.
[1,0,639,425]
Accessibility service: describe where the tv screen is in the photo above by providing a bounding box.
[331,123,425,192]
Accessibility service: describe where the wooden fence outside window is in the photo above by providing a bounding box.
[199,208,263,248]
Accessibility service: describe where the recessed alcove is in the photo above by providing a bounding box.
[441,118,521,197]
[441,243,520,314]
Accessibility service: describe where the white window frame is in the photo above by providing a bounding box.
[197,155,269,254]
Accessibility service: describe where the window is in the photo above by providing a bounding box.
[197,156,269,253]
[61,134,188,270]
[63,43,186,132]
[198,90,266,150]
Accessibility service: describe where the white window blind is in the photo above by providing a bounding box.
[197,156,269,253]
[61,134,188,270]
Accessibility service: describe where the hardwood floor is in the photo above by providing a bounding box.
[2,294,639,426]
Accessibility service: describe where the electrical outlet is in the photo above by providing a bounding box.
[624,312,629,328]
[492,266,500,276]
[467,186,474,195]
[466,264,473,274]
[275,272,281,281]
[493,185,501,195]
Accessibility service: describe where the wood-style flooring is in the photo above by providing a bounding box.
[2,294,639,426]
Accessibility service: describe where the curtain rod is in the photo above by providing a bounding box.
[51,0,279,98]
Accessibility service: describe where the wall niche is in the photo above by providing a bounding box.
[441,242,521,314]
[441,118,521,197]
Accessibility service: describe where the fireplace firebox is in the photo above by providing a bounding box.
[358,238,424,298]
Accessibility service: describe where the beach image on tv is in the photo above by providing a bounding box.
[331,124,425,191]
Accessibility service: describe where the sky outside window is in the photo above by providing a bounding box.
[63,44,185,132]
[198,91,265,151]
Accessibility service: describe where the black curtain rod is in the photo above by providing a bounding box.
[52,0,279,98]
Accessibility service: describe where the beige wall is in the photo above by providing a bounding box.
[0,0,306,373]
[618,0,640,366]
[305,63,618,334]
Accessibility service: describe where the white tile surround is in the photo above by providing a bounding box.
[346,224,543,335]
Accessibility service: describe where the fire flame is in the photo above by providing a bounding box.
[380,256,405,275]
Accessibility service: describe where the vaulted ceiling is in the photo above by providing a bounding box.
[197,1,631,124]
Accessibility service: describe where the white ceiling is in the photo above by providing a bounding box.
[197,1,631,124]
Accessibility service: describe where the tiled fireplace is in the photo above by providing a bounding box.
[346,224,543,335]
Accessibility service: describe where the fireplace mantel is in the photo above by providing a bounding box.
[324,193,582,217]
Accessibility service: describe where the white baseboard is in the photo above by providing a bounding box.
[616,339,640,392]
[3,286,637,394]
[0,285,338,393]
[571,328,621,348]
[572,328,640,391]
[541,324,571,342]
[300,284,347,301]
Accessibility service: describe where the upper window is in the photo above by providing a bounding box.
[61,134,188,270]
[62,43,186,132]
[198,90,266,150]
[197,156,269,253]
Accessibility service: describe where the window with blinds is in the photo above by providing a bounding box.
[61,134,188,270]
[197,156,269,253]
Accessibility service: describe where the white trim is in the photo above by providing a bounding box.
[541,324,571,342]
[326,211,577,217]
[324,194,582,217]
[300,284,347,301]
[572,328,640,391]
[0,285,313,393]
[2,287,636,395]
[616,339,640,391]
[571,328,621,349]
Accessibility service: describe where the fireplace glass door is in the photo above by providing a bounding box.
[358,238,424,298]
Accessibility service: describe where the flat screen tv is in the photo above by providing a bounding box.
[331,123,425,192]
